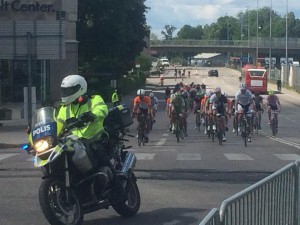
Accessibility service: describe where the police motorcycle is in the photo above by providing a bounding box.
[21,105,140,225]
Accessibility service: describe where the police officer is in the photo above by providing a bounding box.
[111,89,120,106]
[57,75,124,199]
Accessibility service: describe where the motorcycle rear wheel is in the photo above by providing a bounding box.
[39,178,83,225]
[112,176,141,217]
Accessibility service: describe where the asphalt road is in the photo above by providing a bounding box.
[0,66,299,225]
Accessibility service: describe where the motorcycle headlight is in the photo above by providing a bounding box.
[34,137,55,153]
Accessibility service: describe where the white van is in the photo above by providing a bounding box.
[160,58,169,67]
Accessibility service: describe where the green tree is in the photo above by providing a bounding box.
[161,25,177,40]
[176,25,204,39]
[77,0,149,79]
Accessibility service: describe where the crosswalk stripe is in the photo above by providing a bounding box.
[0,153,18,161]
[274,154,300,161]
[224,153,254,161]
[135,153,156,160]
[177,154,201,160]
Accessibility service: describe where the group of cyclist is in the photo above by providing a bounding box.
[131,80,281,144]
[132,89,159,143]
[165,82,281,143]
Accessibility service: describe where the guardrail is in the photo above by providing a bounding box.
[199,161,300,225]
[150,38,300,49]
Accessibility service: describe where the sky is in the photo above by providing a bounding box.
[145,0,300,39]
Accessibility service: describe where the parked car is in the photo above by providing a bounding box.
[208,69,219,77]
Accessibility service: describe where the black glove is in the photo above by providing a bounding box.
[80,111,96,123]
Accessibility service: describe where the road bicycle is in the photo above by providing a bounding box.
[252,111,259,134]
[238,111,252,147]
[195,109,202,132]
[137,113,148,146]
[207,116,216,142]
[215,113,226,145]
[270,110,279,136]
[173,112,184,143]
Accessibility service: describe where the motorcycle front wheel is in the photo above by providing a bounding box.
[112,175,141,217]
[39,178,84,225]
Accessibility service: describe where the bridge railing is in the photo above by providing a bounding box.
[151,38,300,49]
[199,161,300,225]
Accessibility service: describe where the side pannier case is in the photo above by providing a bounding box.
[104,104,133,131]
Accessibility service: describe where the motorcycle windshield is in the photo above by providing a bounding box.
[31,107,57,142]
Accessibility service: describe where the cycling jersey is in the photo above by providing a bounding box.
[171,95,185,113]
[267,95,279,110]
[235,90,253,105]
[133,96,151,114]
[253,96,263,111]
[210,94,228,115]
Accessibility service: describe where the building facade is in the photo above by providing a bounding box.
[0,0,78,103]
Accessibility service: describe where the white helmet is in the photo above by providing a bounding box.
[137,89,145,96]
[149,92,154,98]
[60,75,87,105]
[239,83,247,90]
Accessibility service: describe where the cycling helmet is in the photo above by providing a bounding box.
[182,91,188,99]
[149,92,154,98]
[137,89,145,96]
[268,90,274,96]
[214,86,221,93]
[239,83,247,90]
[60,75,87,105]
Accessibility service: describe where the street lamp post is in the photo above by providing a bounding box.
[285,0,288,83]
[246,5,250,63]
[268,0,272,80]
[256,0,259,66]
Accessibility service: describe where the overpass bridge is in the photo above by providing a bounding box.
[150,38,300,60]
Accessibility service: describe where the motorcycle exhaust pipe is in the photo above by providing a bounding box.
[121,153,137,174]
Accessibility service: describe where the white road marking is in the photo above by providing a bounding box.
[177,153,201,160]
[155,138,167,146]
[274,154,300,161]
[135,153,156,160]
[0,153,18,161]
[260,131,300,150]
[163,133,169,137]
[224,153,254,161]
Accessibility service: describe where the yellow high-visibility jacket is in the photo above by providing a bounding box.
[57,95,108,140]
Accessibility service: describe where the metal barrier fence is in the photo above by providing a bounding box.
[199,161,300,225]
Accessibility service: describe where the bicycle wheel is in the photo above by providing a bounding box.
[196,113,201,132]
[175,121,180,143]
[138,131,143,147]
[211,125,215,142]
[271,118,277,136]
[253,116,259,134]
[218,132,223,145]
[240,119,247,147]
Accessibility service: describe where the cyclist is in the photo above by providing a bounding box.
[209,87,228,141]
[231,98,237,133]
[203,90,213,135]
[149,92,158,123]
[235,83,254,142]
[181,91,190,136]
[132,89,152,142]
[193,90,205,129]
[159,74,164,86]
[253,92,264,129]
[166,93,173,131]
[266,90,281,125]
[170,91,185,134]
[223,92,231,132]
